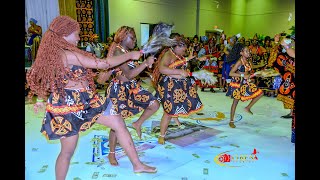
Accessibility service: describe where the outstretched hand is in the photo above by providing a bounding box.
[187,47,195,60]
[145,55,156,68]
[197,56,207,61]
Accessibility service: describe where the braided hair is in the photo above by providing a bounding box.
[26,16,97,99]
[226,42,245,63]
[107,26,135,58]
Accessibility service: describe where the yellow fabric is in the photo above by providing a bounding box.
[58,0,77,20]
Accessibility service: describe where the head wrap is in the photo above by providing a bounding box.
[29,18,37,24]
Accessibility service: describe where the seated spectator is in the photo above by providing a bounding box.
[86,34,105,58]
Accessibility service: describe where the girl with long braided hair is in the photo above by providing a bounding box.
[98,26,159,166]
[226,43,264,128]
[26,16,157,179]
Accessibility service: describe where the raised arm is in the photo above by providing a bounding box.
[229,60,251,80]
[121,55,155,79]
[109,48,152,79]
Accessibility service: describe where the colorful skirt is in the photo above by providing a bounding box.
[41,87,108,140]
[226,77,263,101]
[155,75,203,117]
[276,72,295,109]
[105,79,157,119]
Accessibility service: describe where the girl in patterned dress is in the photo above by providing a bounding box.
[226,43,264,128]
[152,34,207,144]
[98,26,160,166]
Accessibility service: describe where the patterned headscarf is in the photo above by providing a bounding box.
[29,18,37,24]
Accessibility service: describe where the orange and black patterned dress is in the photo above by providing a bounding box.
[270,48,295,110]
[41,65,108,140]
[104,60,157,119]
[226,60,263,101]
[268,45,295,143]
[154,50,204,117]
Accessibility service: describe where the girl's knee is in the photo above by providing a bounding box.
[151,100,160,109]
[110,116,126,128]
[59,150,75,160]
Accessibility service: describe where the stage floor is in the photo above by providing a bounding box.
[25,83,294,180]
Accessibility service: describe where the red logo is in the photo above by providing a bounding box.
[214,148,259,167]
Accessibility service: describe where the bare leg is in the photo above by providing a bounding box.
[244,93,263,115]
[219,77,222,88]
[158,112,171,144]
[173,117,181,126]
[107,129,119,166]
[96,115,157,173]
[229,99,239,128]
[132,100,160,139]
[55,135,79,180]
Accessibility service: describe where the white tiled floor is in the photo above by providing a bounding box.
[25,83,295,180]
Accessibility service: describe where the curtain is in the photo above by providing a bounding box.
[25,0,60,34]
[58,0,77,20]
[93,0,109,42]
[75,0,94,43]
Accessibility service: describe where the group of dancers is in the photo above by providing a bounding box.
[26,15,295,180]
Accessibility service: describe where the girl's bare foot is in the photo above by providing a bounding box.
[132,121,142,139]
[158,135,165,145]
[229,120,236,128]
[244,107,253,115]
[108,152,119,166]
[134,164,157,173]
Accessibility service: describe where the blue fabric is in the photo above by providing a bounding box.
[222,55,236,80]
[198,48,206,58]
[28,34,38,45]
[29,18,37,24]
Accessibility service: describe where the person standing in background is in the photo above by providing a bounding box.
[27,18,42,61]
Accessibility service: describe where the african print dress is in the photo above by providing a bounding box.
[105,60,157,119]
[154,57,204,117]
[269,46,295,110]
[268,45,295,143]
[226,60,263,101]
[41,65,108,140]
